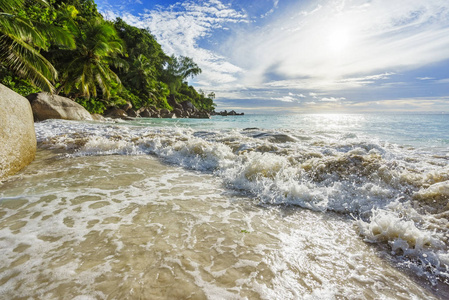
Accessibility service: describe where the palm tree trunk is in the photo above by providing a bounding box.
[55,83,65,95]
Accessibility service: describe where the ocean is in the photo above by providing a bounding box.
[0,113,448,299]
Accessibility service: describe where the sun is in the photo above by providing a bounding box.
[327,28,352,53]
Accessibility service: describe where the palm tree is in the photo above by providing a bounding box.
[0,0,75,92]
[162,55,202,94]
[59,18,126,99]
[123,54,171,107]
[125,54,155,91]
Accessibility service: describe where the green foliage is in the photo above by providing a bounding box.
[0,0,75,92]
[176,83,215,111]
[156,93,172,110]
[113,18,167,67]
[125,54,155,91]
[52,0,100,21]
[0,72,40,96]
[0,0,57,92]
[112,18,172,109]
[105,79,127,107]
[161,55,202,94]
[117,88,144,109]
[153,81,171,107]
[58,17,126,99]
[74,97,106,114]
[17,0,57,26]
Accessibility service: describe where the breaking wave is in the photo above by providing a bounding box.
[35,119,449,286]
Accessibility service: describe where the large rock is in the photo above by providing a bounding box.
[160,109,172,118]
[91,114,106,121]
[181,101,198,113]
[0,84,37,180]
[27,92,93,121]
[139,108,152,118]
[173,108,184,118]
[103,107,135,120]
[127,109,138,118]
[190,110,211,119]
[120,102,133,112]
[104,107,128,119]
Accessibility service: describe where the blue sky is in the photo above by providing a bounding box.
[97,0,449,113]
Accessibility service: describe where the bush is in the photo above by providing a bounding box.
[1,75,40,97]
[74,97,107,114]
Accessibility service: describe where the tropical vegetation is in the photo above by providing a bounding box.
[0,0,216,114]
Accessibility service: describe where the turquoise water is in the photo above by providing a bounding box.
[132,113,449,150]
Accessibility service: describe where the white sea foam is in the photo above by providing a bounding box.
[0,156,444,298]
[31,119,449,287]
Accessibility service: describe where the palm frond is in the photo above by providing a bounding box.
[106,55,128,70]
[0,0,25,12]
[33,22,75,49]
[0,35,56,92]
[0,14,47,48]
[58,17,126,99]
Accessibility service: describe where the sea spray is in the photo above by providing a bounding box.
[33,119,449,287]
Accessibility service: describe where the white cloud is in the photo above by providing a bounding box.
[262,71,396,92]
[351,97,449,112]
[416,77,435,80]
[102,9,119,21]
[334,72,395,87]
[321,97,346,102]
[272,96,297,102]
[341,72,395,82]
[261,0,280,18]
[298,5,323,17]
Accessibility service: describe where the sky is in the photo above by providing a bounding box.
[96,0,449,113]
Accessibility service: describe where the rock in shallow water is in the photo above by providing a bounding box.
[0,84,36,180]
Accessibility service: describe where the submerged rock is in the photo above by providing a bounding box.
[27,92,93,121]
[212,110,244,116]
[0,84,36,180]
[190,111,211,119]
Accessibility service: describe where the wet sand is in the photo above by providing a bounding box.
[0,150,440,299]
